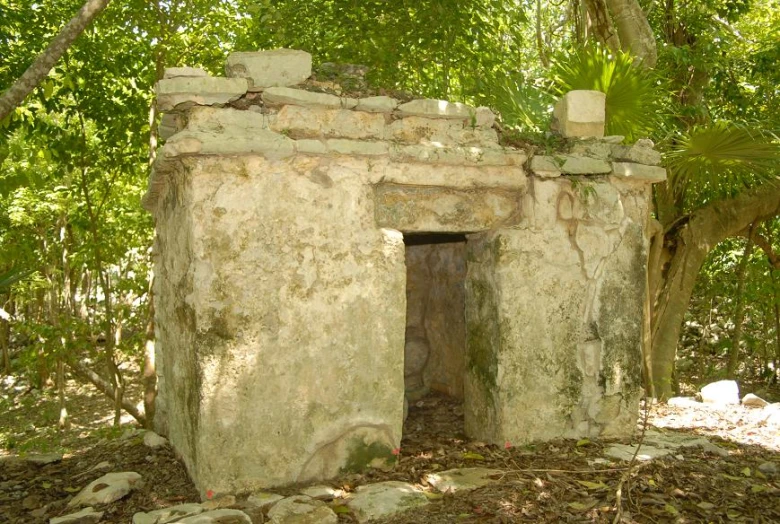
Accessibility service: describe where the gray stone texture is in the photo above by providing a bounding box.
[226,49,312,89]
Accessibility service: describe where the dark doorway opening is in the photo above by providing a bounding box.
[402,233,467,441]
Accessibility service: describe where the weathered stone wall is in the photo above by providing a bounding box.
[144,49,665,495]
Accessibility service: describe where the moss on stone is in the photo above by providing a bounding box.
[341,438,396,473]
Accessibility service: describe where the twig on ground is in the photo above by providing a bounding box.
[613,396,653,523]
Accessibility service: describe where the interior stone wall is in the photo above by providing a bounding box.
[404,238,467,400]
[144,49,666,495]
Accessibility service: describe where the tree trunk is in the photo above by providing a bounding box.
[727,227,755,378]
[604,0,658,67]
[583,0,621,53]
[0,0,111,121]
[650,183,780,399]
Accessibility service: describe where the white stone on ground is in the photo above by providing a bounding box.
[299,485,344,500]
[50,507,104,524]
[143,431,168,448]
[246,491,284,509]
[267,495,337,524]
[176,509,252,523]
[700,380,740,405]
[346,481,429,523]
[25,453,62,465]
[426,467,504,493]
[667,397,701,408]
[742,393,769,408]
[132,503,204,524]
[67,471,143,507]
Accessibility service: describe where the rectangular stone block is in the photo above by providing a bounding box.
[263,87,357,109]
[156,76,248,111]
[552,90,606,138]
[271,105,385,139]
[397,99,474,120]
[611,162,666,182]
[226,49,312,89]
[374,184,521,232]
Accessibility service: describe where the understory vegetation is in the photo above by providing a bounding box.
[1,0,779,442]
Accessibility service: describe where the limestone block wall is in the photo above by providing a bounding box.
[144,50,666,495]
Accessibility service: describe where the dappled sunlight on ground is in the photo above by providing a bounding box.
[649,400,779,452]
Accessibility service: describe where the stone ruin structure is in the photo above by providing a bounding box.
[142,49,666,497]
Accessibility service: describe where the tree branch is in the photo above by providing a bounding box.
[0,0,111,122]
[67,359,146,426]
[739,229,780,269]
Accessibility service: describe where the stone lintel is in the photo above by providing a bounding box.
[374,184,521,233]
[379,163,527,190]
[155,77,249,112]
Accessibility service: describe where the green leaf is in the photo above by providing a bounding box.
[664,503,680,515]
[461,452,485,461]
[576,480,607,491]
[568,500,597,511]
[576,438,591,447]
[331,505,350,514]
[741,467,751,477]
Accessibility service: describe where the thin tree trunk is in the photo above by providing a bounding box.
[0,0,111,121]
[727,226,755,378]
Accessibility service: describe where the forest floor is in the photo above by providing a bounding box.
[1,374,779,523]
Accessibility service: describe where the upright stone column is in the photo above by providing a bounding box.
[465,175,652,443]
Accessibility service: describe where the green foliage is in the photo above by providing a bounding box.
[549,45,666,142]
[666,123,780,209]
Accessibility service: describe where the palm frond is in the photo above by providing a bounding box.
[666,123,780,205]
[549,46,665,142]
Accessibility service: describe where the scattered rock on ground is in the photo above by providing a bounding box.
[201,494,236,509]
[246,491,284,509]
[299,484,344,500]
[143,431,168,448]
[604,429,728,462]
[68,471,143,507]
[758,462,778,476]
[667,396,700,408]
[50,506,104,524]
[742,393,769,408]
[267,495,337,524]
[425,467,503,493]
[177,508,252,523]
[700,380,740,405]
[26,453,63,465]
[133,503,205,524]
[346,481,429,523]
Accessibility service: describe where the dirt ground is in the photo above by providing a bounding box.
[1,376,778,523]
